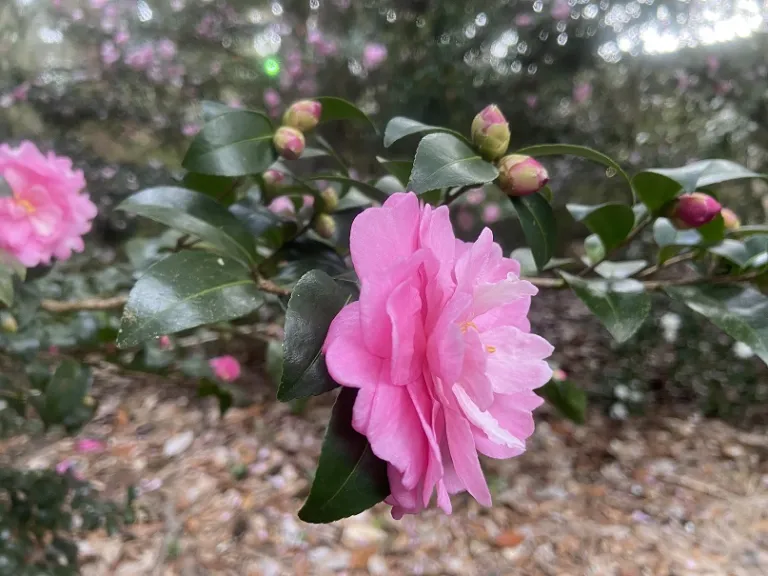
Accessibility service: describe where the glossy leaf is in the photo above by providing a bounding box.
[316,96,377,132]
[229,199,296,250]
[117,251,264,348]
[667,285,768,365]
[117,186,259,266]
[510,192,557,269]
[594,260,648,279]
[510,248,538,276]
[653,218,703,248]
[35,359,94,433]
[299,388,390,523]
[538,379,586,424]
[516,143,632,199]
[279,270,351,401]
[728,225,768,238]
[383,116,471,148]
[374,175,404,196]
[376,156,412,185]
[201,100,241,122]
[408,133,498,194]
[567,203,635,251]
[561,272,650,343]
[182,172,239,205]
[584,234,605,265]
[183,110,276,176]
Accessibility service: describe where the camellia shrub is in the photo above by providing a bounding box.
[2,97,768,539]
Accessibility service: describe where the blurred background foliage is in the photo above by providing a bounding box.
[0,0,767,421]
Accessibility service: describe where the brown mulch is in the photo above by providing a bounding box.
[7,364,768,576]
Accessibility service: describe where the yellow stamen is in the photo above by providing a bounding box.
[459,321,477,334]
[15,198,36,214]
[486,345,496,354]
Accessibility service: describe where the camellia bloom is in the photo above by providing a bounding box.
[323,193,553,517]
[209,355,241,382]
[497,154,549,197]
[669,192,721,229]
[0,142,97,267]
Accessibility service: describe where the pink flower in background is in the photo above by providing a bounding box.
[268,196,296,216]
[323,193,553,517]
[210,356,241,382]
[156,39,177,61]
[482,203,501,224]
[525,95,538,108]
[0,142,97,267]
[12,83,30,102]
[101,41,120,66]
[551,0,571,20]
[125,44,155,70]
[465,188,486,205]
[264,89,281,109]
[515,14,533,27]
[114,30,130,45]
[362,42,388,69]
[457,209,475,232]
[573,81,593,104]
[76,438,105,454]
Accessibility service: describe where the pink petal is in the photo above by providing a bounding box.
[473,273,537,317]
[482,326,554,393]
[444,409,491,507]
[324,302,384,388]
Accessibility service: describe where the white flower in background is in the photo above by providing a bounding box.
[659,312,681,342]
[614,383,630,400]
[610,403,628,420]
[733,341,754,359]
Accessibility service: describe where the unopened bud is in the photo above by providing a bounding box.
[471,104,510,161]
[721,207,741,231]
[497,154,549,197]
[320,187,339,212]
[313,213,336,239]
[1,313,18,333]
[282,100,322,132]
[262,169,285,195]
[669,192,721,229]
[273,126,305,160]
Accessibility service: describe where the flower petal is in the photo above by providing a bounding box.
[325,302,384,388]
[444,408,491,507]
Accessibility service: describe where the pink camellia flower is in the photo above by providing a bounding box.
[156,38,177,61]
[465,188,486,205]
[0,142,97,267]
[362,42,388,69]
[497,155,550,197]
[264,88,281,109]
[323,193,553,517]
[573,81,593,104]
[209,355,241,382]
[669,192,721,229]
[268,196,296,216]
[75,438,105,454]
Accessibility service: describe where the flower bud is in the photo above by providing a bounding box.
[313,213,336,239]
[282,100,322,132]
[1,313,18,333]
[721,207,741,231]
[273,126,305,160]
[669,192,721,229]
[471,105,510,160]
[497,154,549,196]
[320,187,339,212]
[262,169,285,195]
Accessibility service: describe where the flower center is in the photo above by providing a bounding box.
[485,345,496,354]
[459,320,477,334]
[14,197,36,214]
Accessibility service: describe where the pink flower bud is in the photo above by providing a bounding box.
[263,169,285,194]
[721,208,741,231]
[268,196,295,217]
[263,88,281,109]
[669,193,722,229]
[209,355,241,382]
[497,154,549,197]
[320,187,339,212]
[313,213,337,239]
[282,100,322,132]
[553,369,567,382]
[158,335,172,350]
[471,105,510,160]
[273,126,305,160]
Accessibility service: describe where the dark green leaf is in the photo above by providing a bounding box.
[279,270,351,401]
[376,156,412,185]
[36,359,94,433]
[697,213,726,244]
[198,379,233,416]
[117,187,259,266]
[561,272,650,343]
[270,239,349,286]
[183,110,276,176]
[709,240,752,267]
[408,133,498,194]
[299,388,389,523]
[666,285,768,365]
[117,251,264,348]
[653,218,703,248]
[229,199,296,249]
[632,172,682,213]
[201,100,242,122]
[566,203,635,251]
[305,175,389,204]
[510,192,557,269]
[374,175,403,196]
[316,97,377,132]
[383,116,471,148]
[182,172,239,205]
[584,234,605,265]
[515,143,632,200]
[538,379,586,424]
[594,260,648,279]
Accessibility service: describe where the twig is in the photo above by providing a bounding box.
[443,185,474,206]
[579,214,652,277]
[636,251,697,278]
[41,295,128,312]
[256,278,291,297]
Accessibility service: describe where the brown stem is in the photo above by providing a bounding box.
[636,251,697,278]
[41,295,128,312]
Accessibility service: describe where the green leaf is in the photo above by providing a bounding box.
[265,339,283,388]
[117,251,264,348]
[279,270,351,401]
[376,156,412,185]
[510,248,538,276]
[594,260,648,279]
[634,160,766,212]
[36,359,94,433]
[709,240,752,267]
[374,175,404,196]
[515,144,633,200]
[408,133,498,194]
[0,270,13,307]
[316,97,377,132]
[561,272,650,343]
[666,285,768,366]
[509,192,557,269]
[201,100,242,122]
[229,200,296,249]
[538,379,586,424]
[584,234,605,265]
[566,203,635,251]
[305,175,389,204]
[653,218,703,248]
[117,186,259,266]
[198,379,233,416]
[182,172,239,205]
[697,213,726,244]
[183,110,276,176]
[383,116,471,148]
[298,388,389,523]
[728,225,768,238]
[0,174,13,198]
